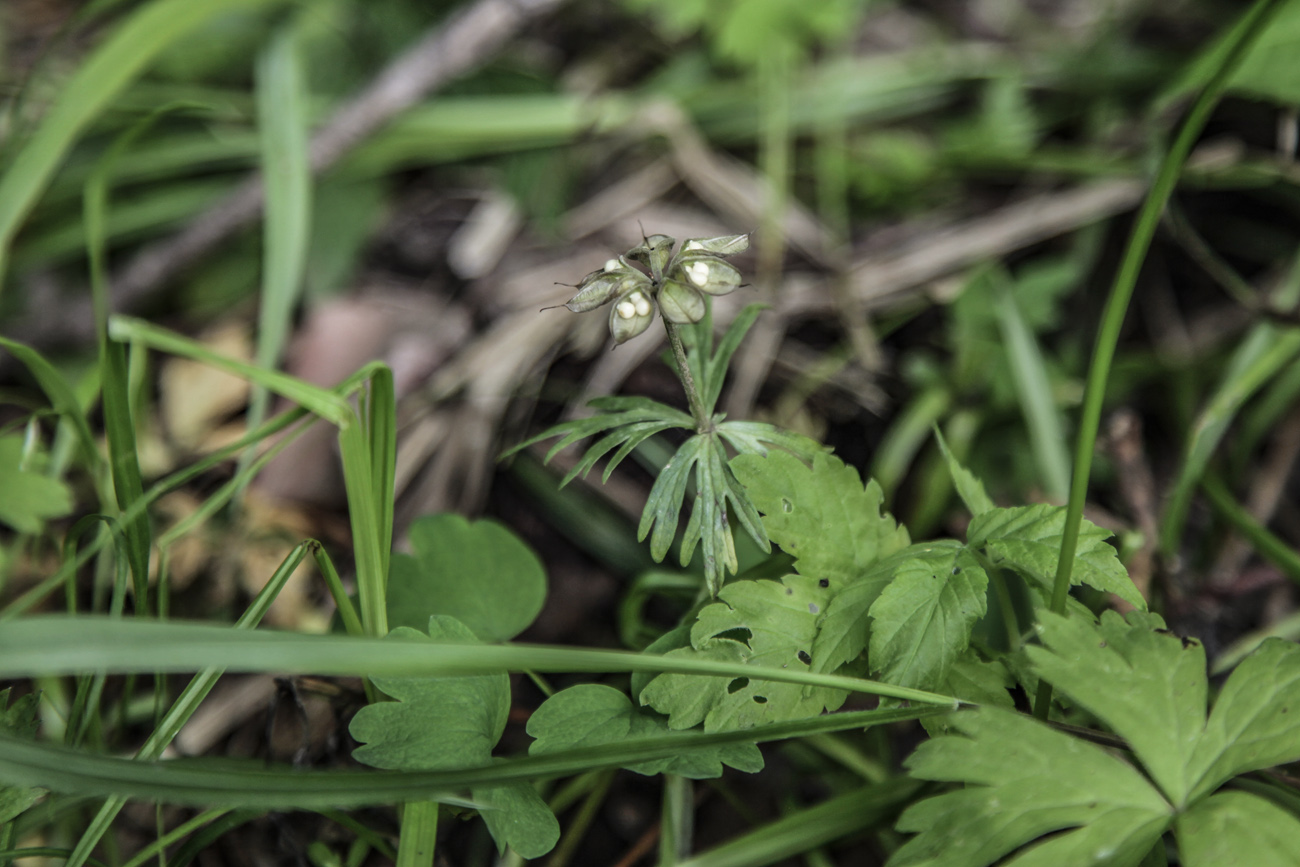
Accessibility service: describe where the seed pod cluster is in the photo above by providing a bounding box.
[561,232,749,344]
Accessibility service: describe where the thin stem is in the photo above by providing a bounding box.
[1033,0,1285,721]
[666,322,711,433]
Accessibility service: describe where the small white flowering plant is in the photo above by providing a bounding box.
[507,231,822,596]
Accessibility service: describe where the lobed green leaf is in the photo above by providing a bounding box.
[528,684,763,778]
[731,451,910,588]
[868,542,988,692]
[968,504,1145,609]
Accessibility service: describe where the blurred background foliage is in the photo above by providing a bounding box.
[4,0,1300,862]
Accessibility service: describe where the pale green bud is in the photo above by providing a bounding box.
[670,255,741,296]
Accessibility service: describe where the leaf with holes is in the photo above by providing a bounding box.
[640,574,847,731]
[528,684,763,777]
[731,451,910,587]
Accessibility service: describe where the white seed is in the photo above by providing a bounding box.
[616,300,637,319]
[604,259,621,272]
[683,240,704,252]
[633,293,652,316]
[685,261,711,286]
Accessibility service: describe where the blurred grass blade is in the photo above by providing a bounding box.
[871,385,951,501]
[0,338,100,472]
[0,0,289,280]
[993,272,1070,501]
[1200,474,1300,588]
[109,316,350,424]
[0,616,958,706]
[248,18,311,436]
[65,542,311,867]
[367,368,397,586]
[1036,0,1287,719]
[1159,324,1300,558]
[0,705,940,809]
[678,780,921,867]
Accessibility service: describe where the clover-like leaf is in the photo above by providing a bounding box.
[890,706,1172,867]
[350,618,560,857]
[967,504,1144,609]
[640,574,847,731]
[0,436,73,533]
[386,515,546,642]
[528,684,763,777]
[868,542,988,692]
[350,619,509,771]
[471,780,562,859]
[731,451,910,587]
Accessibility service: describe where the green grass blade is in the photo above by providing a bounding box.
[993,272,1070,501]
[678,779,921,867]
[1201,474,1300,588]
[0,0,289,280]
[65,541,311,867]
[0,338,100,472]
[1159,324,1300,558]
[871,385,952,501]
[247,18,312,438]
[109,316,350,424]
[367,367,397,586]
[0,616,959,706]
[0,705,942,809]
[1036,0,1287,719]
[339,413,387,637]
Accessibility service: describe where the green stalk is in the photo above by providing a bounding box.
[1034,0,1285,720]
[396,800,439,867]
[666,323,711,433]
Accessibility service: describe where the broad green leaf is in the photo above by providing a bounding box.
[731,451,910,587]
[471,780,561,859]
[350,617,559,857]
[1027,610,1204,805]
[1176,790,1300,867]
[350,619,508,771]
[868,542,988,692]
[934,428,994,516]
[386,515,546,642]
[968,504,1144,609]
[1186,638,1300,802]
[809,556,900,675]
[0,436,74,533]
[527,684,763,777]
[890,707,1171,867]
[0,689,43,823]
[641,574,847,731]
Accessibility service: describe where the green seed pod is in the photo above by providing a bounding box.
[679,233,749,256]
[609,289,655,344]
[626,234,676,280]
[670,254,741,296]
[657,278,706,324]
[564,262,650,313]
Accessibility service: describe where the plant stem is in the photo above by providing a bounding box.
[666,322,711,433]
[1033,0,1285,721]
